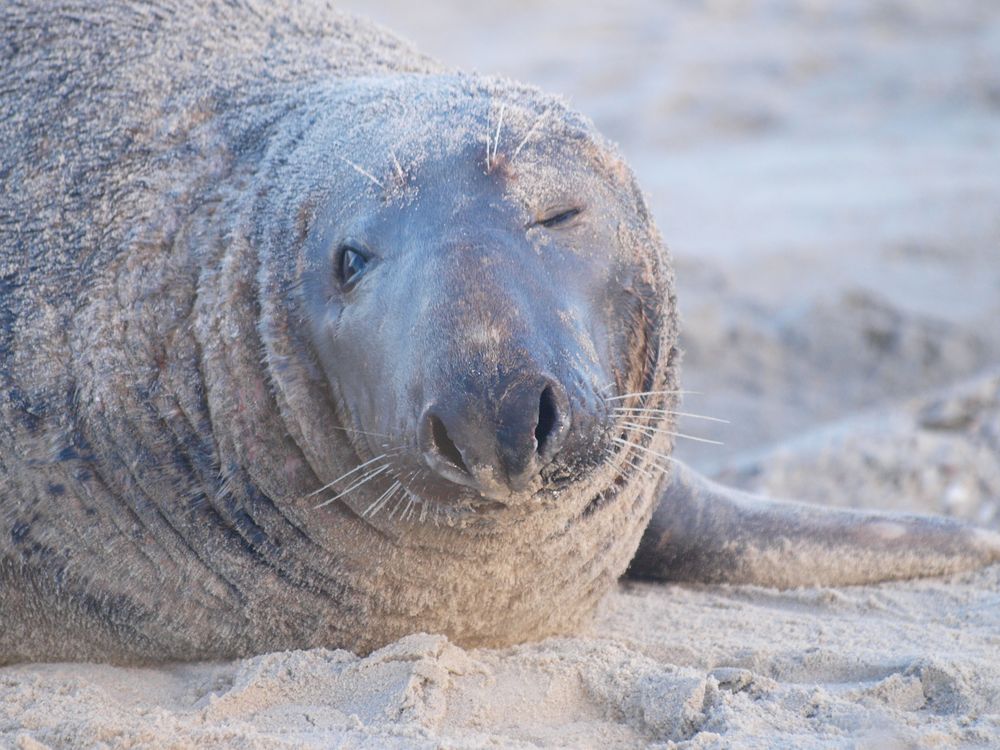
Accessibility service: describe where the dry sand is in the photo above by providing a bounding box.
[4,1,1000,747]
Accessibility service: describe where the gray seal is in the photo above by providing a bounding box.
[2,1,997,664]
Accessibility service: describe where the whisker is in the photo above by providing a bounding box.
[630,454,672,476]
[512,107,550,160]
[624,455,655,479]
[389,149,405,182]
[363,480,401,517]
[604,389,697,403]
[400,493,417,522]
[601,456,625,481]
[314,464,390,509]
[485,107,491,170]
[492,103,506,166]
[603,449,659,481]
[307,453,387,497]
[373,483,404,518]
[388,488,410,520]
[327,425,396,439]
[622,421,724,446]
[605,445,658,480]
[613,407,729,424]
[337,155,383,188]
[612,437,678,466]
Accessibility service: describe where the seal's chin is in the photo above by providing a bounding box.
[420,445,617,520]
[397,461,548,511]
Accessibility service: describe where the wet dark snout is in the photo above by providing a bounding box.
[419,374,571,498]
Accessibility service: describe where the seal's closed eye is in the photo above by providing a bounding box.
[537,207,582,228]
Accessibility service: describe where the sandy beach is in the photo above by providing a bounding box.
[3,1,1000,747]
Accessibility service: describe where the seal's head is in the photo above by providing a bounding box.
[258,75,678,528]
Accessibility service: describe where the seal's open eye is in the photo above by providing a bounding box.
[336,244,369,290]
[537,207,582,229]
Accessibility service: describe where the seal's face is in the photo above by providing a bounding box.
[291,79,673,523]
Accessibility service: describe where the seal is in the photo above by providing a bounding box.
[2,2,998,664]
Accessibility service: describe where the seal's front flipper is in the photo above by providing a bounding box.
[628,461,1000,587]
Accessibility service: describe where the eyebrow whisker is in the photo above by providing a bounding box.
[337,155,384,188]
[491,102,506,167]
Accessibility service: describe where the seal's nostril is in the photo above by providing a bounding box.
[421,377,569,494]
[535,384,559,455]
[429,414,470,475]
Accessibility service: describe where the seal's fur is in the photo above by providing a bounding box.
[1,2,680,663]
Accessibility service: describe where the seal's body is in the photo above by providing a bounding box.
[2,2,997,665]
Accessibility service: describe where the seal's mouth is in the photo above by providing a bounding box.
[358,394,667,528]
[312,275,671,527]
[311,377,669,528]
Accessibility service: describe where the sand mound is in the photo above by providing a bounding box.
[4,563,999,748]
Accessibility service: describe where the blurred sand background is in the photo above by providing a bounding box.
[3,1,1000,748]
[343,0,1000,478]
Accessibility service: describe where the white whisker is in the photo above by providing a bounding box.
[492,103,506,165]
[604,389,696,402]
[485,107,492,170]
[389,149,405,182]
[314,464,390,509]
[401,493,417,522]
[364,480,401,518]
[307,453,387,497]
[337,155,384,188]
[624,455,655,479]
[601,458,624,481]
[612,437,678,466]
[605,445,656,480]
[632,455,672,476]
[512,107,550,160]
[613,407,729,424]
[622,421,724,446]
[327,425,395,438]
[388,489,410,520]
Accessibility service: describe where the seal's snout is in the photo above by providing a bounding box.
[419,375,570,498]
